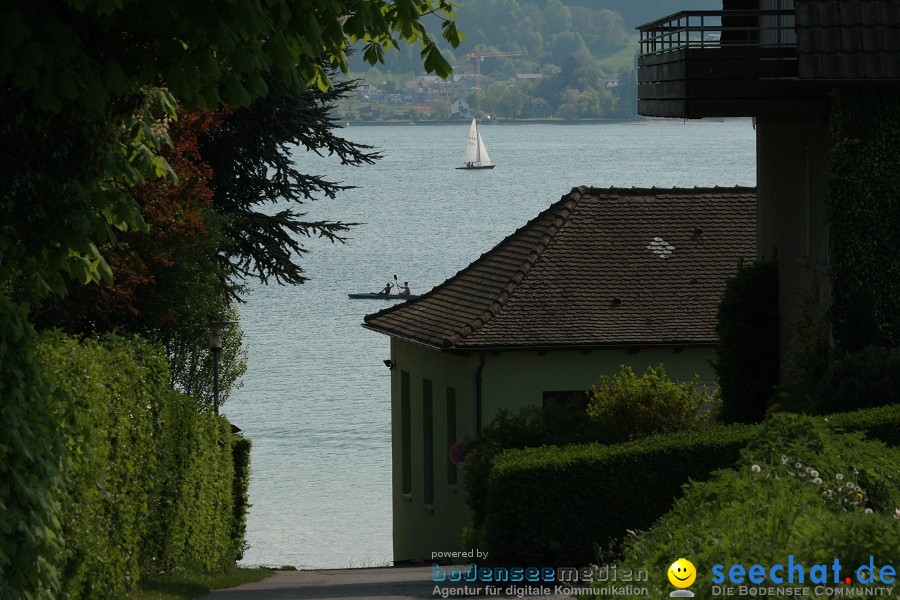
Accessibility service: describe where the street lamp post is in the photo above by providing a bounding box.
[208,320,237,416]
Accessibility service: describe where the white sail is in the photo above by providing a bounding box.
[476,131,492,166]
[464,119,479,164]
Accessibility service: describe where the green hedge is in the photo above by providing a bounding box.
[0,299,68,599]
[481,404,900,566]
[0,333,250,598]
[231,436,253,561]
[713,259,780,423]
[828,89,900,352]
[610,414,900,599]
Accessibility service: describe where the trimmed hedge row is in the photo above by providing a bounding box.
[231,436,253,560]
[0,299,67,599]
[482,404,900,566]
[20,333,249,598]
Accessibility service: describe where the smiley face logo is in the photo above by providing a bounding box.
[668,558,697,588]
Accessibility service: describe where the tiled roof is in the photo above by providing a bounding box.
[795,0,900,80]
[364,187,757,351]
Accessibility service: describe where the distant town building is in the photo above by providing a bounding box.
[449,98,470,118]
[525,97,552,118]
[516,73,543,80]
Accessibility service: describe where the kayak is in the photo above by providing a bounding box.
[348,292,421,300]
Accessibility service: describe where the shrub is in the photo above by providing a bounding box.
[26,333,244,597]
[586,364,716,439]
[609,414,900,599]
[463,402,610,530]
[231,436,253,560]
[479,404,900,566]
[817,345,900,414]
[0,299,68,600]
[150,403,235,574]
[828,89,900,352]
[40,334,163,599]
[783,280,830,385]
[484,424,756,566]
[465,365,714,534]
[713,259,780,423]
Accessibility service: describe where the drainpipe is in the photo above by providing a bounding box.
[475,352,486,433]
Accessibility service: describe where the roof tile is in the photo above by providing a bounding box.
[796,0,900,79]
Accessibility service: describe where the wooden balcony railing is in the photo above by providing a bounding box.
[638,9,797,56]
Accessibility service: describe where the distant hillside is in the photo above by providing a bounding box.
[516,0,722,27]
[344,0,724,121]
[351,0,722,75]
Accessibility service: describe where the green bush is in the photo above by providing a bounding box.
[817,345,900,414]
[465,365,713,535]
[713,259,780,423]
[480,404,900,566]
[609,414,900,599]
[150,404,235,574]
[828,89,900,352]
[41,334,162,598]
[0,299,68,599]
[463,402,611,531]
[17,333,246,598]
[484,424,756,566]
[231,436,253,561]
[586,364,716,439]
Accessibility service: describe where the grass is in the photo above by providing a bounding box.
[128,566,274,600]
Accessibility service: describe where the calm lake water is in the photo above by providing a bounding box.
[225,120,757,569]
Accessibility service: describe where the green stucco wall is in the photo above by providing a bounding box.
[390,338,479,562]
[388,338,716,562]
[480,347,716,419]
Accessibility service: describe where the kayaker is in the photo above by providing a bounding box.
[377,282,394,295]
[398,282,411,296]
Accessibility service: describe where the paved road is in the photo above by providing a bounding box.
[198,566,571,600]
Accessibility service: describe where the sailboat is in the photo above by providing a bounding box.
[456,119,496,170]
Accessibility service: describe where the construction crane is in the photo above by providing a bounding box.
[463,44,523,91]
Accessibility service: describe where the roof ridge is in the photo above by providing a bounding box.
[585,185,757,195]
[362,187,586,345]
[444,188,582,347]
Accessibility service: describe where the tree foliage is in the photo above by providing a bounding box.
[713,260,780,424]
[827,89,900,352]
[1,0,460,299]
[1,2,460,595]
[200,76,382,287]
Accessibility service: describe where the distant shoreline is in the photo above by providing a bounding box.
[339,117,748,126]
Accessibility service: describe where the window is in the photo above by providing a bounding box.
[446,387,457,485]
[401,371,411,495]
[423,379,434,505]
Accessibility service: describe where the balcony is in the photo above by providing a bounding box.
[637,10,828,119]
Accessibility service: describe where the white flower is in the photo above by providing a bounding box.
[805,466,813,473]
[810,470,819,478]
[795,462,803,469]
[894,508,900,519]
[781,455,789,464]
[813,477,822,485]
[751,465,761,473]
[847,482,855,489]
[836,473,844,481]
[864,508,873,515]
